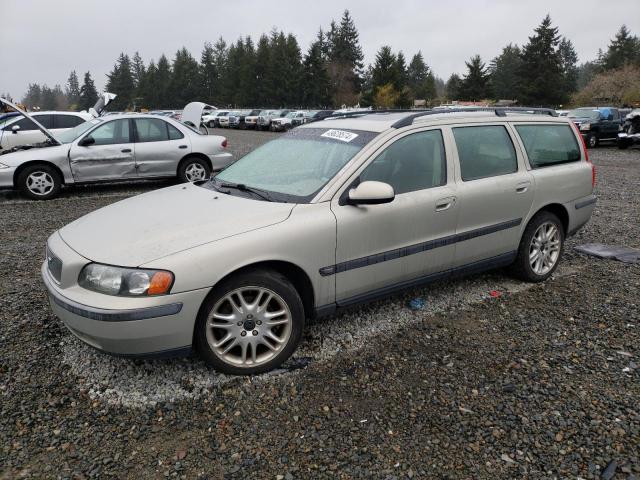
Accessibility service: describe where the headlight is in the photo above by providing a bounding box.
[78,263,174,296]
[580,123,591,131]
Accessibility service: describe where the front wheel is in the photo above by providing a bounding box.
[194,269,305,375]
[17,164,62,200]
[586,133,598,148]
[510,211,564,282]
[178,157,211,182]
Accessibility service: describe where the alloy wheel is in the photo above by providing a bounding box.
[205,287,292,368]
[26,171,54,196]
[184,163,207,182]
[529,221,561,275]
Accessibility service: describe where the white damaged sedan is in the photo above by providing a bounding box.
[0,100,232,199]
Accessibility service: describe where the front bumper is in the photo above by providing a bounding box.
[41,234,210,357]
[0,166,16,188]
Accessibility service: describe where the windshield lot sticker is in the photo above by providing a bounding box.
[321,129,359,142]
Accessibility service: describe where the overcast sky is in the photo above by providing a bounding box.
[1,0,639,99]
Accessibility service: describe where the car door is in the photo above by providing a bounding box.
[2,114,52,149]
[68,118,136,181]
[331,128,458,303]
[132,118,188,177]
[449,123,534,268]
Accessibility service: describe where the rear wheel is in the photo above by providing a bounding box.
[510,211,564,282]
[178,157,211,182]
[194,269,304,375]
[17,164,62,200]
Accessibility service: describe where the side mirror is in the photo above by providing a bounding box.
[11,125,20,133]
[79,136,95,147]
[607,114,613,121]
[348,181,395,205]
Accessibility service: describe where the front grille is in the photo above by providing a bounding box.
[46,247,63,283]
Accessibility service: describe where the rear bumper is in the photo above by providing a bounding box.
[566,194,597,236]
[209,152,233,170]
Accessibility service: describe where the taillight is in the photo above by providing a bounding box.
[571,122,595,188]
[221,139,227,148]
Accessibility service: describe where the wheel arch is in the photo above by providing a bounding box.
[201,260,316,321]
[13,160,65,187]
[528,203,569,236]
[177,153,212,174]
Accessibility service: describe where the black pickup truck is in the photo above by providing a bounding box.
[568,107,622,148]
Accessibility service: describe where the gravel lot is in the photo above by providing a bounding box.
[1,130,638,479]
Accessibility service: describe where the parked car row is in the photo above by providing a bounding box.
[565,106,635,148]
[205,109,337,131]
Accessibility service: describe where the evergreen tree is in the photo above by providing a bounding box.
[200,42,218,105]
[52,84,69,110]
[517,15,565,106]
[139,60,158,108]
[106,53,135,110]
[282,34,304,106]
[558,37,579,100]
[40,86,56,110]
[302,39,331,108]
[371,46,398,89]
[156,54,172,107]
[78,72,98,110]
[576,61,602,90]
[254,34,273,106]
[602,25,640,70]
[22,83,42,109]
[460,55,489,100]
[445,73,462,100]
[327,10,364,105]
[169,47,202,107]
[407,52,436,101]
[131,52,146,89]
[212,38,228,105]
[489,44,522,100]
[65,71,81,109]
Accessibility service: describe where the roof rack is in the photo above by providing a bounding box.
[308,109,430,124]
[390,107,557,128]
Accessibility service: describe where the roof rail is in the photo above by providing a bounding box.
[390,107,557,128]
[307,109,430,124]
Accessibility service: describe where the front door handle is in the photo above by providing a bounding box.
[516,181,531,193]
[178,145,188,149]
[121,148,132,153]
[435,196,456,212]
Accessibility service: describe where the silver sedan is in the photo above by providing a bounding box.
[0,112,232,200]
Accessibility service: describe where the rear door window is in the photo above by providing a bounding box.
[452,125,518,181]
[54,114,85,129]
[514,124,581,168]
[134,118,170,142]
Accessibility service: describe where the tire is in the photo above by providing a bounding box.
[510,211,564,283]
[17,164,62,200]
[586,133,598,148]
[207,121,215,128]
[194,269,305,375]
[177,157,211,183]
[199,124,209,135]
[618,139,629,149]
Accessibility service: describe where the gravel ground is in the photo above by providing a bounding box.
[0,135,639,479]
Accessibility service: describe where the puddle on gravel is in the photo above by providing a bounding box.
[62,264,580,408]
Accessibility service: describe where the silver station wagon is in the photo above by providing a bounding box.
[42,109,597,374]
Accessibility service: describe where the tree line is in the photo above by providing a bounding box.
[16,13,640,111]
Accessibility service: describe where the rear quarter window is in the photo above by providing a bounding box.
[514,124,581,168]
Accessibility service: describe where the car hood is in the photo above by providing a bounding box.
[569,116,595,123]
[58,182,295,266]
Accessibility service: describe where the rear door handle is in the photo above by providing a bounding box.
[516,181,531,193]
[178,145,188,149]
[435,196,456,212]
[121,148,132,153]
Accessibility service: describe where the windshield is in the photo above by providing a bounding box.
[568,108,600,120]
[285,112,297,118]
[55,118,102,143]
[212,127,377,203]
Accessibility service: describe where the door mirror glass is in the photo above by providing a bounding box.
[348,181,395,205]
[11,125,20,133]
[79,136,95,147]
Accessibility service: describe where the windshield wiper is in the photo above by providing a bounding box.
[216,181,275,202]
